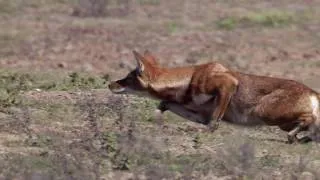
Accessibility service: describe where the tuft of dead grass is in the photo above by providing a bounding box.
[72,0,134,17]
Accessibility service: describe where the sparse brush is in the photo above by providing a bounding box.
[217,140,256,179]
[72,0,109,17]
[217,9,313,30]
[72,0,134,17]
[193,133,202,149]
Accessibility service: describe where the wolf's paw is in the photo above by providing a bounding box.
[208,121,220,133]
[286,134,298,144]
[158,101,169,112]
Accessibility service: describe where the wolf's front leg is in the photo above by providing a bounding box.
[206,73,238,132]
[160,102,207,124]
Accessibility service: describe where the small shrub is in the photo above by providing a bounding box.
[217,140,256,178]
[259,155,280,168]
[72,0,134,17]
[192,134,202,149]
[241,11,295,27]
[138,0,160,5]
[66,72,107,90]
[217,18,237,30]
[0,71,107,109]
[166,21,183,34]
[0,72,34,108]
[72,0,109,17]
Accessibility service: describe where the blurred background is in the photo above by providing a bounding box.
[0,0,320,179]
[1,0,319,84]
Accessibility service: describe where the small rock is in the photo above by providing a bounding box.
[272,171,283,180]
[298,172,315,180]
[82,63,93,72]
[262,149,268,154]
[57,62,67,68]
[119,62,126,68]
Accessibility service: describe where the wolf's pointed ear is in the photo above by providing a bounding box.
[133,50,145,74]
[143,50,158,66]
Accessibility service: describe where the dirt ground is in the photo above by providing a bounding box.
[0,0,320,179]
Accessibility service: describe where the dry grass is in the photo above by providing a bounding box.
[0,76,319,179]
[0,0,319,179]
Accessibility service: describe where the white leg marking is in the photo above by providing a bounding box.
[310,95,320,125]
[311,96,319,115]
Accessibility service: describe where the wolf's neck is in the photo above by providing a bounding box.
[147,68,194,102]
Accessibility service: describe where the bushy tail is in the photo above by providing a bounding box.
[316,93,320,116]
[315,94,320,126]
[310,94,320,141]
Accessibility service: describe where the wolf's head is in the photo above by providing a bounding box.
[108,50,160,95]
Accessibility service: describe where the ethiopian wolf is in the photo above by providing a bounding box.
[109,50,320,144]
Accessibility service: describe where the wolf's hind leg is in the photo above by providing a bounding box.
[287,113,316,144]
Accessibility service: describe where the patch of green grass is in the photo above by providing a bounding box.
[0,70,108,108]
[217,18,237,30]
[59,72,107,90]
[242,11,296,27]
[130,98,158,123]
[217,10,312,30]
[0,0,20,15]
[138,0,160,5]
[0,71,35,107]
[166,21,184,34]
[258,155,281,168]
[0,153,53,177]
[24,135,53,148]
[7,71,107,91]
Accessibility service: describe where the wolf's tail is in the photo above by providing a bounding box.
[306,94,320,142]
[316,93,320,117]
[312,93,320,127]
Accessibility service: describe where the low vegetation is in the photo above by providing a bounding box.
[0,0,319,179]
[217,10,313,30]
[0,70,108,108]
[0,70,318,179]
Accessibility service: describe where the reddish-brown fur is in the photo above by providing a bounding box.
[109,50,320,144]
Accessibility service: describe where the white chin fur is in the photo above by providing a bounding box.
[112,87,126,93]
